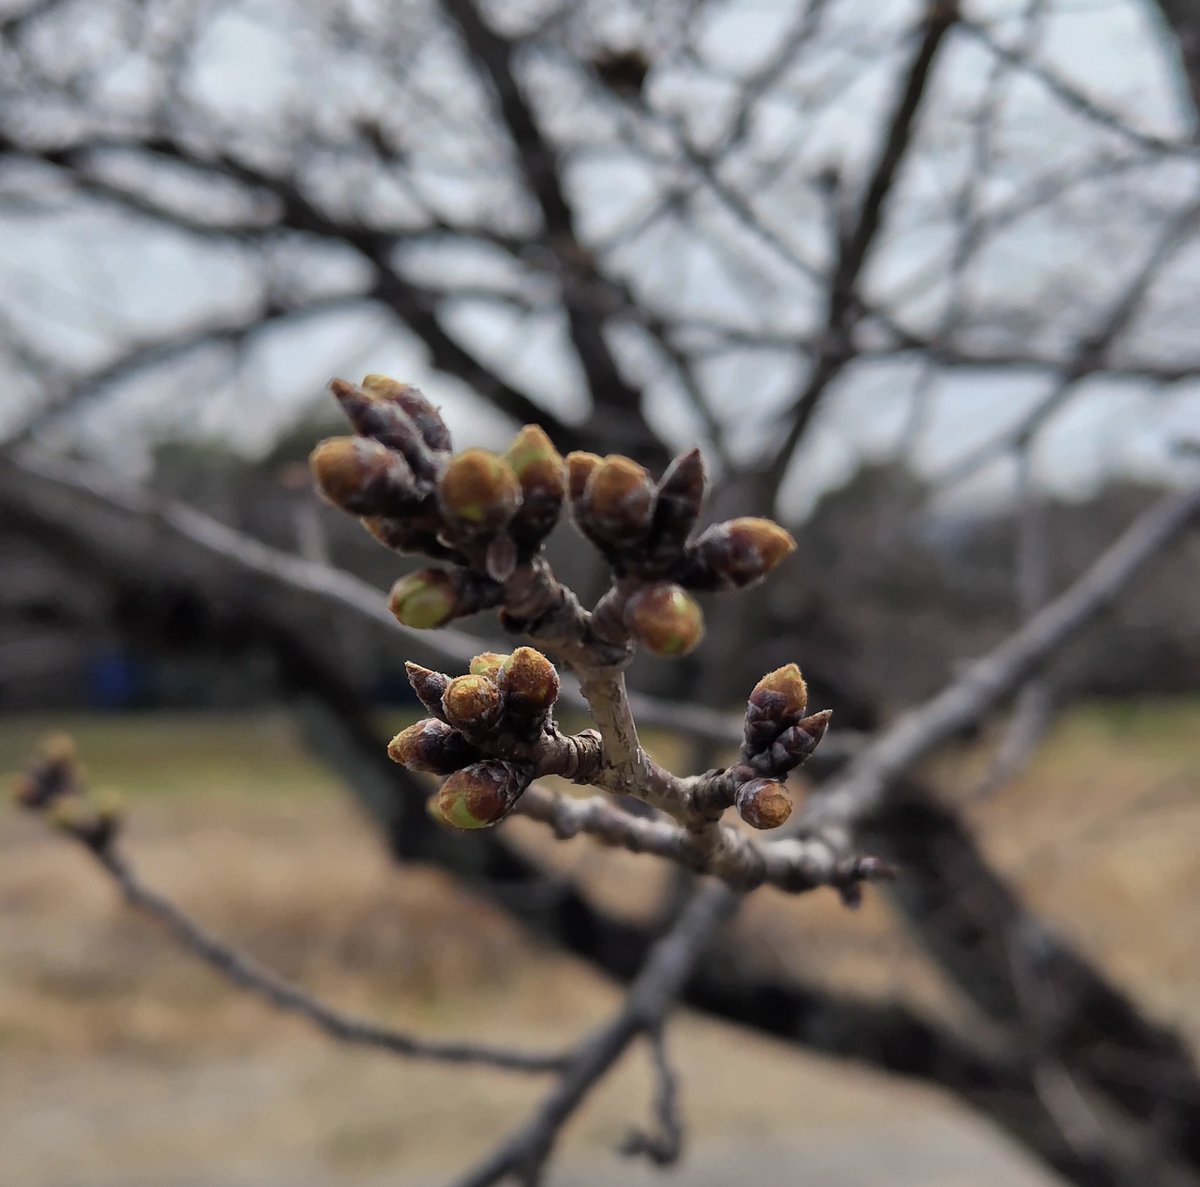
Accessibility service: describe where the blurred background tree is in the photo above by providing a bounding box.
[2,2,1200,1185]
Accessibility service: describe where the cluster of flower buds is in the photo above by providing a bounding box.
[565,447,796,656]
[719,664,832,830]
[10,736,123,852]
[310,376,567,615]
[312,375,798,657]
[388,647,561,829]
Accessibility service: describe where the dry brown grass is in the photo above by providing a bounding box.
[1,701,1195,1184]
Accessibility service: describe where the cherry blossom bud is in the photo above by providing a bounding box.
[582,455,655,544]
[388,718,480,775]
[360,515,464,562]
[735,778,793,830]
[309,436,421,517]
[432,761,532,829]
[497,647,560,719]
[330,378,438,479]
[763,710,832,774]
[648,448,707,560]
[505,425,565,550]
[469,652,509,679]
[404,662,450,716]
[360,374,452,453]
[388,569,502,629]
[388,569,459,629]
[438,449,521,534]
[565,451,602,503]
[11,735,80,811]
[624,583,705,657]
[441,673,504,732]
[744,664,809,752]
[680,517,796,590]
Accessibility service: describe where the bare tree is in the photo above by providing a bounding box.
[4,1,1200,1184]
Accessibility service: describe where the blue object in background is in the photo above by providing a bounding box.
[87,647,145,709]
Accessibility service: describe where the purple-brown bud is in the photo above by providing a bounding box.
[438,449,521,533]
[624,583,705,657]
[744,663,809,752]
[648,448,707,561]
[330,378,438,480]
[681,517,796,591]
[388,718,480,774]
[441,673,504,731]
[310,436,421,517]
[404,662,450,716]
[505,425,565,550]
[582,455,655,544]
[432,761,532,829]
[497,646,560,719]
[735,778,793,830]
[360,374,453,453]
[360,516,462,561]
[760,710,832,774]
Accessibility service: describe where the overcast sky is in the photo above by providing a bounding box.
[2,0,1199,515]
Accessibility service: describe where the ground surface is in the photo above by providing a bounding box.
[0,704,1197,1186]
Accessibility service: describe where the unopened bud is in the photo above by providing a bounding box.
[93,789,124,825]
[438,449,521,533]
[497,647,559,719]
[432,761,532,829]
[361,515,461,561]
[624,583,704,657]
[360,374,453,454]
[744,664,809,752]
[388,718,480,774]
[469,652,509,679]
[330,378,438,479]
[442,673,504,731]
[388,568,502,629]
[566,451,602,502]
[388,569,458,629]
[404,662,450,716]
[12,735,81,811]
[681,517,796,590]
[648,448,707,561]
[735,778,793,830]
[763,710,832,774]
[582,455,654,544]
[47,796,89,835]
[310,436,421,517]
[505,425,565,550]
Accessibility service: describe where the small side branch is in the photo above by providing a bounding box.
[452,883,736,1187]
[517,784,891,898]
[88,843,568,1074]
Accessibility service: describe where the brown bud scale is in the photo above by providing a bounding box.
[735,778,793,830]
[442,673,504,731]
[433,761,532,829]
[388,718,480,774]
[438,449,521,533]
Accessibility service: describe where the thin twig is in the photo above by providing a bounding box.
[88,844,569,1074]
[516,783,890,895]
[619,1025,684,1167]
[452,883,735,1187]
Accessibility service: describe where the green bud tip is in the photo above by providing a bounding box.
[624,584,705,657]
[388,571,456,629]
